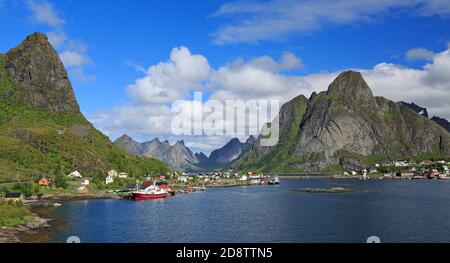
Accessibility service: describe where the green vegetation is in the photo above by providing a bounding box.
[234,96,309,172]
[0,201,33,227]
[0,52,170,183]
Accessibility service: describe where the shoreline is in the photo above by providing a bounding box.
[0,193,120,243]
[2,177,443,243]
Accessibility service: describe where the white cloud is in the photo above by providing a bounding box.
[211,0,450,44]
[90,45,450,154]
[59,50,91,68]
[127,46,210,104]
[26,0,64,28]
[406,47,436,61]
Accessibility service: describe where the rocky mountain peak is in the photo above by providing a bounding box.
[4,32,80,113]
[326,71,373,102]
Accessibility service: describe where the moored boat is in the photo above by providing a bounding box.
[132,182,168,201]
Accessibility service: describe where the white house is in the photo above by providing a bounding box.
[178,176,188,183]
[68,171,82,178]
[351,171,357,176]
[240,175,248,181]
[105,175,114,184]
[81,179,90,186]
[108,169,118,178]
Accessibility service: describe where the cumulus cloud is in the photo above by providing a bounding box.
[91,45,450,154]
[127,46,211,104]
[406,47,436,61]
[26,0,94,82]
[211,0,450,44]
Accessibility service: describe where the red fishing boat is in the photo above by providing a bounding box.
[132,182,168,201]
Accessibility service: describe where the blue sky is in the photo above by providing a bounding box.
[1,0,450,153]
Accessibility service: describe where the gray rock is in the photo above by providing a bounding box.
[4,32,81,113]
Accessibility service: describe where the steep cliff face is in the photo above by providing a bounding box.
[431,116,450,133]
[234,71,450,172]
[233,94,309,171]
[206,136,255,168]
[0,33,169,181]
[3,33,80,113]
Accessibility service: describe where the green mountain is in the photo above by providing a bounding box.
[0,33,169,182]
[233,71,450,172]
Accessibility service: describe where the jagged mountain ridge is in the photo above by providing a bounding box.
[431,116,450,133]
[114,135,255,171]
[0,33,169,181]
[234,71,450,172]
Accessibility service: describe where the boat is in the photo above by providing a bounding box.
[268,175,280,185]
[132,182,168,201]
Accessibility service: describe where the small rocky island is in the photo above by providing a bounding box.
[293,187,353,193]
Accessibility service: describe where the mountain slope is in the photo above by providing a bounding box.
[431,116,450,133]
[233,94,309,172]
[0,33,169,181]
[234,71,450,172]
[204,136,255,169]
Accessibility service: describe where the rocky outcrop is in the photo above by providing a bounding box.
[399,102,428,118]
[431,116,450,133]
[234,71,450,172]
[0,33,169,179]
[3,32,80,113]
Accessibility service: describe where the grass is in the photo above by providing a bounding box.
[0,201,33,227]
[0,52,170,182]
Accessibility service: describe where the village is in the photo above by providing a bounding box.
[337,159,450,180]
[1,157,450,203]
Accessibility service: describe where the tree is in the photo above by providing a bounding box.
[53,163,68,189]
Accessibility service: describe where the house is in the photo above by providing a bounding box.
[401,172,415,178]
[118,172,129,179]
[68,171,82,178]
[249,173,262,179]
[105,175,114,184]
[81,179,90,186]
[108,169,118,178]
[4,192,22,202]
[38,177,50,187]
[178,176,188,183]
[240,175,248,181]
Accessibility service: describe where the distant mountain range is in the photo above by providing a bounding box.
[114,135,255,171]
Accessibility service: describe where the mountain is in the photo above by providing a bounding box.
[0,33,169,181]
[114,135,200,170]
[204,136,255,168]
[392,102,450,134]
[431,116,450,133]
[115,135,256,171]
[234,71,450,172]
[398,102,428,118]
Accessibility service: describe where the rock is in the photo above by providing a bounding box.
[293,187,353,193]
[4,32,81,113]
[234,71,450,172]
[431,116,450,133]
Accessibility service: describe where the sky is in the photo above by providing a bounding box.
[0,0,450,154]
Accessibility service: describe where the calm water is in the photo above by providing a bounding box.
[48,179,450,243]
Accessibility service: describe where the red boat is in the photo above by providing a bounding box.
[132,183,168,201]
